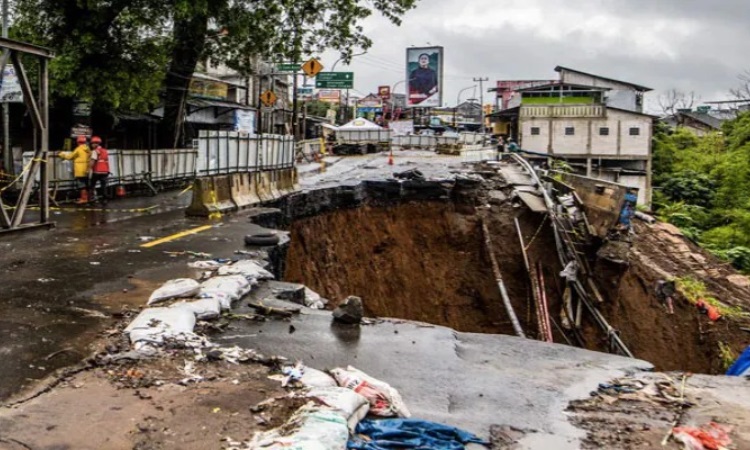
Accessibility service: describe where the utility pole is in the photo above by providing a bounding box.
[2,0,10,174]
[473,77,488,133]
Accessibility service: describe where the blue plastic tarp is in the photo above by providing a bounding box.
[348,419,488,450]
[727,346,750,376]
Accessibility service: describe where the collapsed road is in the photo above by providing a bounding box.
[1,151,750,449]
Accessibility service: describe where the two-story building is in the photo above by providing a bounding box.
[490,67,655,205]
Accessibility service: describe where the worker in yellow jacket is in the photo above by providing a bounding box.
[58,136,91,204]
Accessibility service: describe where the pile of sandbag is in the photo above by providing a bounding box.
[126,258,274,349]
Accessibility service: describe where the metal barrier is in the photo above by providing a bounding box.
[392,135,439,150]
[297,139,324,162]
[195,130,295,175]
[337,129,392,144]
[462,148,499,163]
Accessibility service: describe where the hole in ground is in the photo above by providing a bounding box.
[283,201,529,335]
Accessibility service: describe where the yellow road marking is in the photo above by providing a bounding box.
[140,225,214,248]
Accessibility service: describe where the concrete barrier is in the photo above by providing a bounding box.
[230,173,261,209]
[256,172,274,202]
[186,176,238,217]
[268,170,282,199]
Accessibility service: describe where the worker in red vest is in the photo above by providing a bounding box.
[88,136,110,204]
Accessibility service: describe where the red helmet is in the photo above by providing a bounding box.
[76,136,87,144]
[91,136,102,144]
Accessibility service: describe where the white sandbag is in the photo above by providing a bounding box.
[188,260,224,270]
[330,366,411,418]
[248,403,349,450]
[307,387,369,432]
[217,260,274,281]
[199,275,253,310]
[125,306,196,345]
[304,287,328,310]
[171,298,222,320]
[148,278,201,306]
[300,368,338,388]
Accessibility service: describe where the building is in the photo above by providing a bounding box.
[490,67,655,206]
[661,108,726,136]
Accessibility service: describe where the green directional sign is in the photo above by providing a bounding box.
[315,72,354,89]
[277,63,301,72]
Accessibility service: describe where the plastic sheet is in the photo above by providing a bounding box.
[348,419,488,450]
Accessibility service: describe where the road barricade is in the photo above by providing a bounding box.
[230,173,261,208]
[185,176,238,217]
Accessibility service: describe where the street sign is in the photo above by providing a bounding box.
[278,63,301,72]
[260,90,278,107]
[302,58,323,77]
[315,72,354,89]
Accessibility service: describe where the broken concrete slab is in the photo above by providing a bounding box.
[333,296,364,324]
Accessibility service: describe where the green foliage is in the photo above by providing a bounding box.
[675,276,744,319]
[306,100,335,118]
[718,342,737,372]
[653,114,750,273]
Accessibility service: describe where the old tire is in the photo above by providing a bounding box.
[245,233,280,246]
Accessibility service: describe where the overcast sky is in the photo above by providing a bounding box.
[320,0,750,112]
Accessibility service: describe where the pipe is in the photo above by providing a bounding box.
[481,220,525,338]
[537,261,554,343]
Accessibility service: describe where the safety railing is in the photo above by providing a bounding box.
[195,130,295,176]
[337,129,392,144]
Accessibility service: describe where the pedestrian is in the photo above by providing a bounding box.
[88,136,110,204]
[58,136,91,204]
[507,139,519,153]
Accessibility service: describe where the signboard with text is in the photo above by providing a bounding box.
[315,72,354,89]
[0,66,23,103]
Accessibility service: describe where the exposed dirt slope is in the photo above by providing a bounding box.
[593,221,750,374]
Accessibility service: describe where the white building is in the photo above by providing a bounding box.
[491,68,655,205]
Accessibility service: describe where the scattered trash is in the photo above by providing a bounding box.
[248,403,349,450]
[331,366,411,417]
[128,249,141,253]
[281,362,304,387]
[673,422,732,450]
[37,278,55,283]
[180,360,204,385]
[139,236,155,242]
[333,296,364,324]
[249,299,301,317]
[559,261,578,282]
[727,346,750,376]
[696,300,722,321]
[89,262,101,266]
[307,386,369,432]
[234,249,269,259]
[304,287,328,310]
[147,279,201,306]
[187,251,212,258]
[349,419,489,450]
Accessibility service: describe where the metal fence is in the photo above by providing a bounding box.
[462,148,499,163]
[21,131,295,192]
[337,129,392,144]
[195,131,295,175]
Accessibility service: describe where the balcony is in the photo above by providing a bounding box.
[521,104,605,118]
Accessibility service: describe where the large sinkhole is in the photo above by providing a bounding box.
[283,200,559,336]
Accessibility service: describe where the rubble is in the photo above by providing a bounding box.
[333,296,365,324]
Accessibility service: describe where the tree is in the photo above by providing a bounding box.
[730,70,750,101]
[13,0,418,147]
[658,89,698,120]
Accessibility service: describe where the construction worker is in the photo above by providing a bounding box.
[58,136,91,204]
[88,136,110,204]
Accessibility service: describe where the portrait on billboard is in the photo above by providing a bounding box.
[406,47,443,107]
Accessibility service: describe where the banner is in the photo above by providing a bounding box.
[0,65,23,103]
[317,89,341,103]
[378,85,391,100]
[389,120,414,136]
[406,46,443,108]
[233,109,256,135]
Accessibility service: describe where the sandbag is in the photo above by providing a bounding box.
[147,279,201,306]
[199,275,253,310]
[300,368,338,388]
[187,260,225,270]
[330,366,411,418]
[172,298,222,320]
[125,306,196,345]
[217,260,274,281]
[248,403,349,450]
[304,287,328,310]
[307,387,369,432]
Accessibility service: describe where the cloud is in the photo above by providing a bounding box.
[320,0,750,112]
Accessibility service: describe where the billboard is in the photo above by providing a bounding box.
[406,46,443,108]
[317,89,341,103]
[378,85,391,100]
[233,109,256,135]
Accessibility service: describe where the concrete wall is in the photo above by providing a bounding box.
[519,108,651,158]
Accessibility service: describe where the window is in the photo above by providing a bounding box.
[629,127,640,136]
[530,127,541,136]
[565,127,575,136]
[599,127,610,136]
